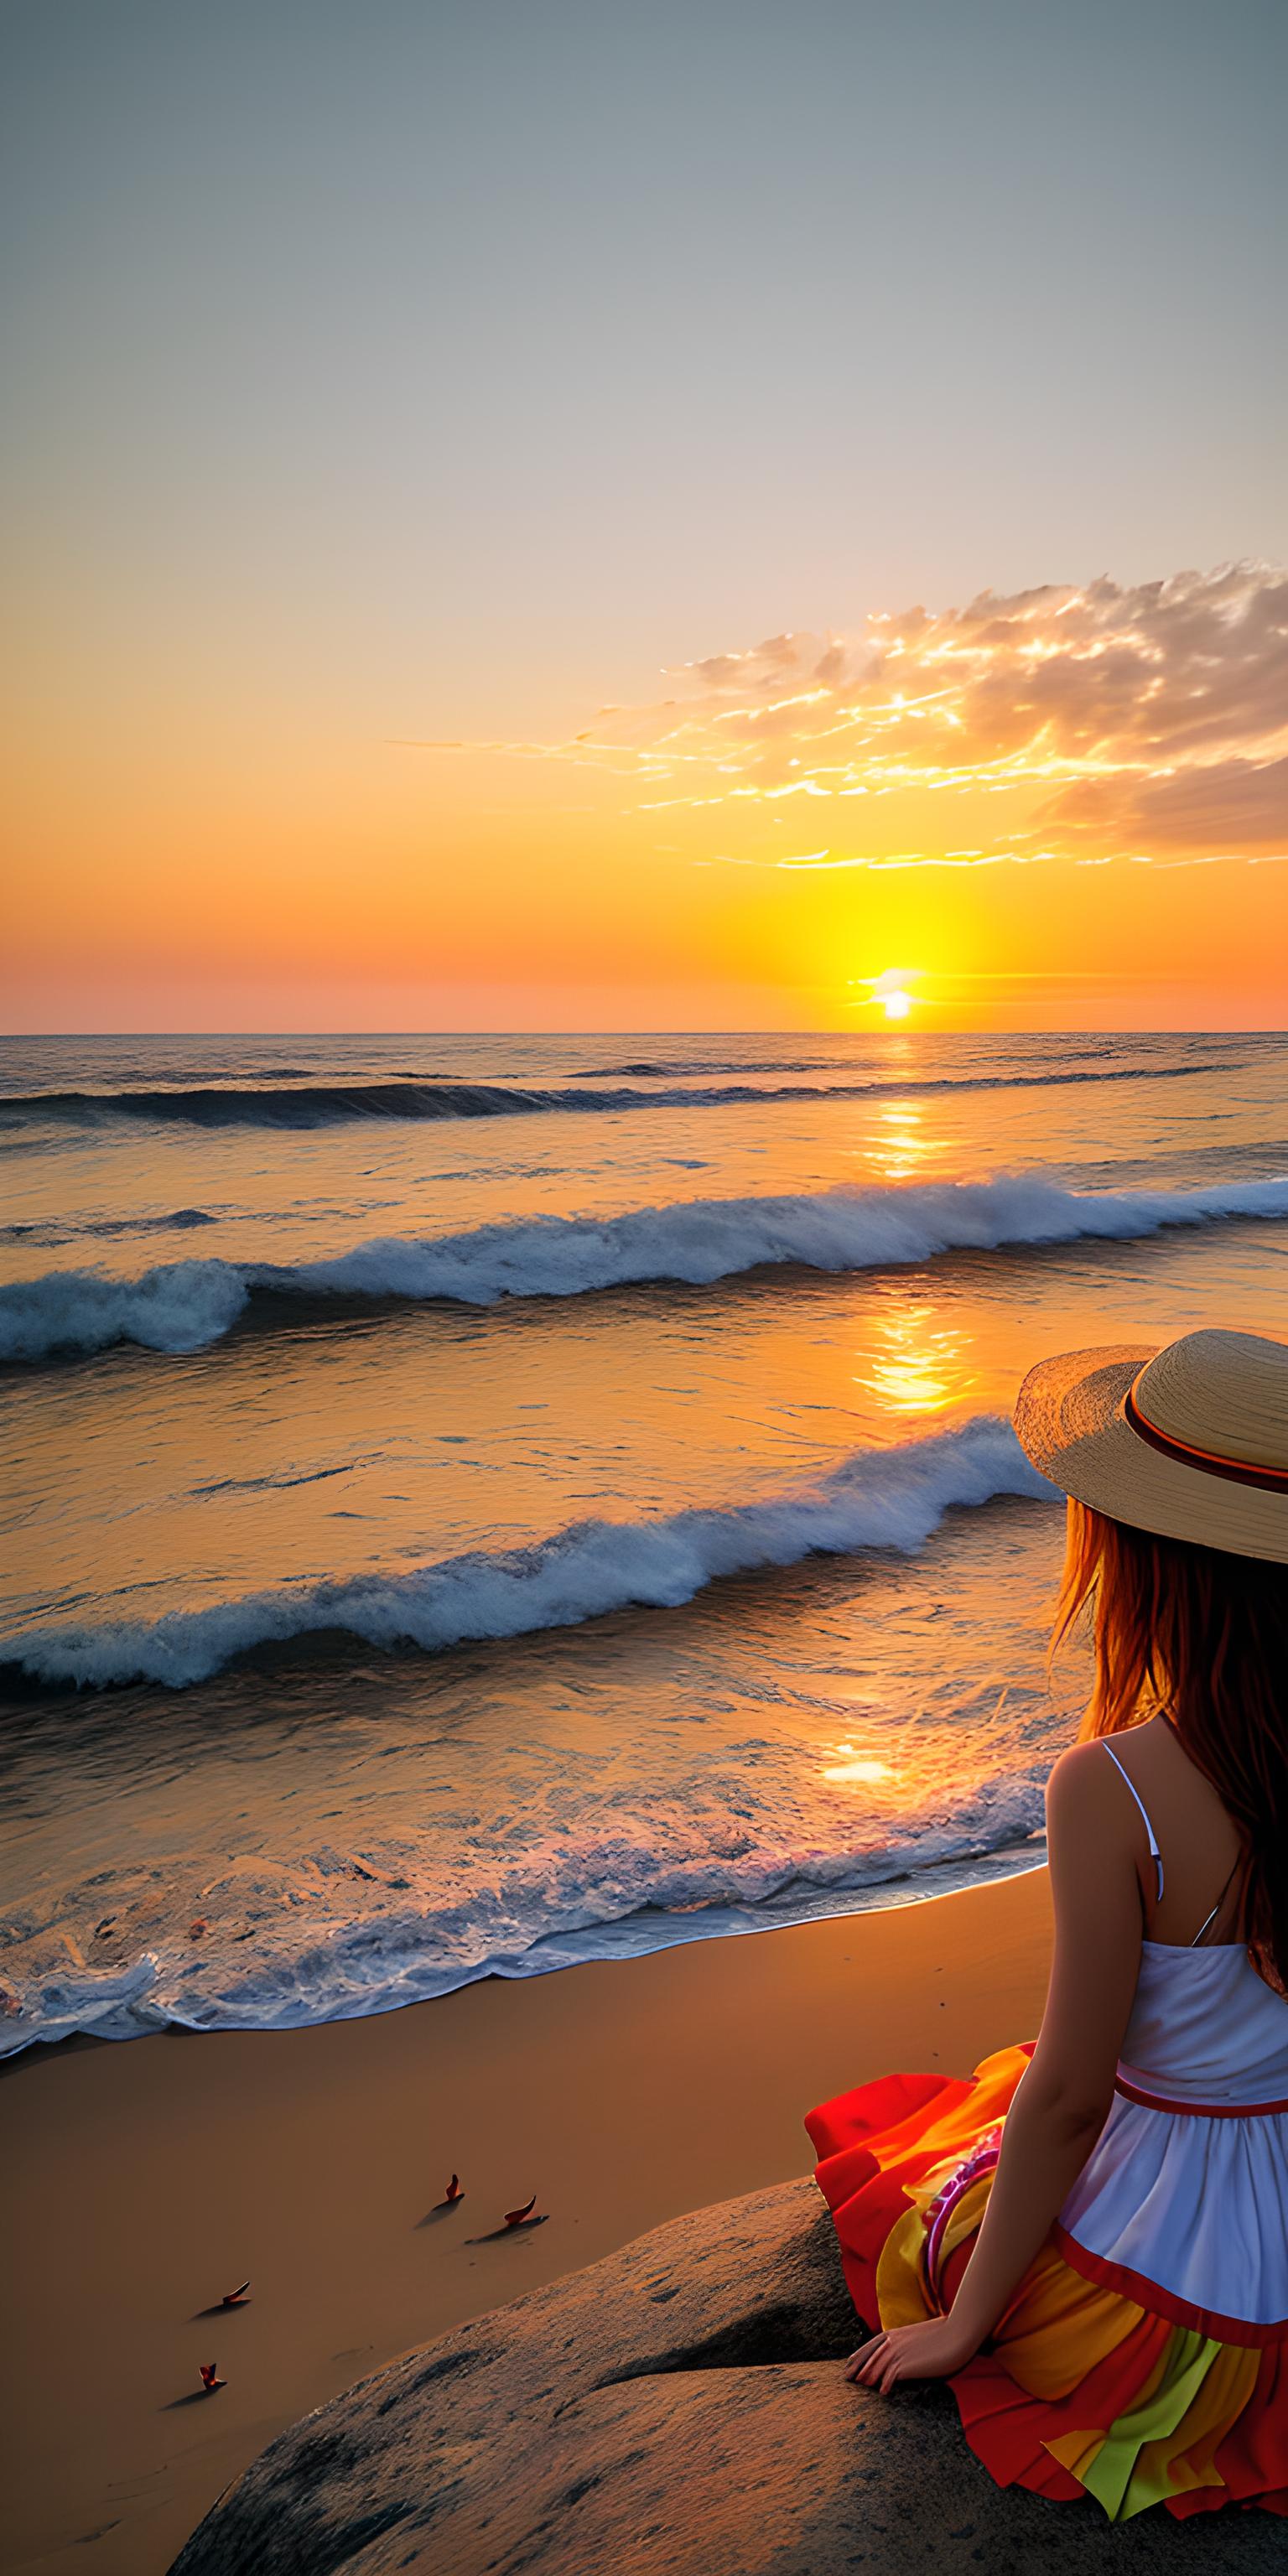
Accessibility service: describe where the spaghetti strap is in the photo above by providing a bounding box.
[1101,1741,1165,1903]
[1191,1852,1243,1947]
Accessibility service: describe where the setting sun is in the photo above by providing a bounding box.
[3,10,1285,2571]
[854,968,921,1023]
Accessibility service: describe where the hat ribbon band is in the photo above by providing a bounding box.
[1123,1388,1288,1493]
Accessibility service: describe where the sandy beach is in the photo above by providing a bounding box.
[3,1867,1052,2575]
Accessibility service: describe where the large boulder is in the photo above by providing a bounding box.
[171,2177,1281,2575]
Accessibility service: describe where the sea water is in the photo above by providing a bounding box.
[2,1029,1285,2050]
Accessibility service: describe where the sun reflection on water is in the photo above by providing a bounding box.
[854,1295,974,1415]
[862,1099,937,1183]
[820,1742,894,1784]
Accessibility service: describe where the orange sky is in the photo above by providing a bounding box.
[8,566,1285,1031]
[6,12,1285,1035]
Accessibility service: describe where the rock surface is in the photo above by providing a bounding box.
[171,2177,1282,2575]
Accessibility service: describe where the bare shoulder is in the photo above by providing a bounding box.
[1044,1739,1145,1926]
[1045,1740,1134,1834]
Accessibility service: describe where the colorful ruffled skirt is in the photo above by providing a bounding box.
[807,2044,1288,2521]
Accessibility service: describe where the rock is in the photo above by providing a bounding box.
[170,2177,1282,2575]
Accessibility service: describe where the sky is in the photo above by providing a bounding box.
[3,0,1285,1031]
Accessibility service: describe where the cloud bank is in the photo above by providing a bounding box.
[413,564,1288,872]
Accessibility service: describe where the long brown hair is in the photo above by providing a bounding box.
[1052,1500,1288,1995]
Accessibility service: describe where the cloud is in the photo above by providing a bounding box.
[400,563,1288,866]
[1052,751,1288,850]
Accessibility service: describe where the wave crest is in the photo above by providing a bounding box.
[2,1416,1052,1689]
[0,1054,1233,1130]
[3,1171,1286,1364]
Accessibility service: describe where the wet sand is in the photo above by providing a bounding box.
[2,1866,1052,2576]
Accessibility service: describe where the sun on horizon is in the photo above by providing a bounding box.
[853,969,921,1022]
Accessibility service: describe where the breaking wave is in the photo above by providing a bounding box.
[0,1415,1053,1690]
[3,1170,1287,1364]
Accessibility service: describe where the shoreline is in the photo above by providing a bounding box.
[2,1864,1053,2576]
[0,1836,1047,2060]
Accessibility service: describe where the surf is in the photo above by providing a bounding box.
[1,1414,1053,1689]
[3,1169,1287,1364]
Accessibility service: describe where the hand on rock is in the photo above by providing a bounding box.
[844,2316,977,2392]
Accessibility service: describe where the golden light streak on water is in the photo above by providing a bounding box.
[820,1742,894,1785]
[853,1293,975,1415]
[861,1100,936,1183]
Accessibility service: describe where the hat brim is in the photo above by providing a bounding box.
[1013,1343,1288,1566]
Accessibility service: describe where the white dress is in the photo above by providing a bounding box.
[1057,1743,1288,2337]
[809,1734,1288,2518]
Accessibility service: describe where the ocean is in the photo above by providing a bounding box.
[2,1028,1285,2057]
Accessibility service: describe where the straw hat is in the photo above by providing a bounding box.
[1013,1327,1288,1565]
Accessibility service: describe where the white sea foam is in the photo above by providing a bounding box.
[3,1955,163,2052]
[3,1171,1287,1363]
[0,1782,1047,2054]
[0,1257,252,1359]
[3,1415,1053,1689]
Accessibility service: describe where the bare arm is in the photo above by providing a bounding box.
[849,1740,1143,2389]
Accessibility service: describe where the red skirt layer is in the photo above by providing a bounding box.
[807,2044,1288,2522]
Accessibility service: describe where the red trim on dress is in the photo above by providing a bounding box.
[1052,2221,1288,2347]
[1114,2071,1288,2118]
